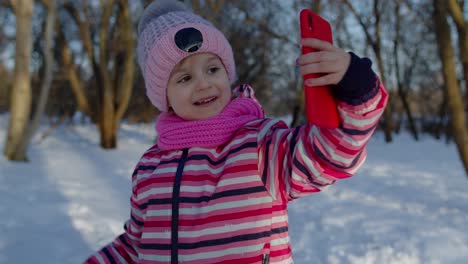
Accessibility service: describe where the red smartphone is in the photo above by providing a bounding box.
[300,9,340,128]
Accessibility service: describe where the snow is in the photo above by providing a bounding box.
[0,114,467,264]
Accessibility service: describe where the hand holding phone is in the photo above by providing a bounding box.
[300,9,340,128]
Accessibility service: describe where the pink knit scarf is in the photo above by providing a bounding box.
[156,91,264,150]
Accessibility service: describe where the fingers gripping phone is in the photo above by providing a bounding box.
[300,9,340,128]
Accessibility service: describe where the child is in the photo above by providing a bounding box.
[85,0,387,263]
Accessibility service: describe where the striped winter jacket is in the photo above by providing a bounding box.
[85,53,388,264]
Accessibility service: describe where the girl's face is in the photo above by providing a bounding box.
[167,53,232,121]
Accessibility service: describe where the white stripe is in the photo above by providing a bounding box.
[182,152,257,174]
[139,187,172,200]
[181,219,271,238]
[338,91,382,115]
[153,166,178,174]
[341,110,382,128]
[94,252,106,264]
[140,149,182,163]
[128,224,141,238]
[272,215,288,224]
[267,130,285,199]
[135,165,177,183]
[131,206,143,219]
[180,185,215,193]
[180,243,265,261]
[143,219,272,239]
[282,135,292,196]
[339,95,382,127]
[296,138,330,183]
[357,92,382,114]
[141,174,261,197]
[183,163,224,175]
[134,172,153,185]
[217,175,260,187]
[141,253,170,262]
[125,247,139,264]
[258,119,281,141]
[271,236,290,246]
[274,256,294,264]
[312,126,353,164]
[335,128,372,148]
[191,134,257,155]
[179,196,271,215]
[146,197,271,217]
[142,230,171,239]
[110,246,129,264]
[141,185,216,197]
[348,155,366,175]
[224,152,257,165]
[291,170,305,182]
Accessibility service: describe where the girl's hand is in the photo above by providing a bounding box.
[297,38,351,87]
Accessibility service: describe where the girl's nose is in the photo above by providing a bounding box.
[195,77,211,91]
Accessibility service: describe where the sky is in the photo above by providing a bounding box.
[0,113,467,264]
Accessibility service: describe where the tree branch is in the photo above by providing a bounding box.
[238,5,298,47]
[447,0,465,28]
[343,0,377,48]
[114,0,134,124]
[63,2,95,67]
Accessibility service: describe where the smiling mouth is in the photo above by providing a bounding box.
[194,96,217,106]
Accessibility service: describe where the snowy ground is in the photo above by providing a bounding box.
[0,114,467,264]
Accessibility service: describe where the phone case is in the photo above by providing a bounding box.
[300,9,340,128]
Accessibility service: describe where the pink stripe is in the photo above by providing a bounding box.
[182,250,261,264]
[178,239,266,259]
[179,225,272,244]
[178,213,273,231]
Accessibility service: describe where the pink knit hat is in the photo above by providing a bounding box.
[137,0,237,112]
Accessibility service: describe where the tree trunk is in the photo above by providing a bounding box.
[64,0,134,149]
[98,0,117,149]
[4,0,34,161]
[114,0,135,126]
[56,22,92,117]
[433,0,468,176]
[15,0,56,159]
[374,48,393,142]
[446,0,468,107]
[393,0,419,140]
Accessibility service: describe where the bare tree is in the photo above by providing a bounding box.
[4,0,34,161]
[13,0,56,159]
[433,0,468,176]
[343,0,394,142]
[63,0,135,148]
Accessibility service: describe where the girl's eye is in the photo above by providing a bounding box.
[177,75,191,83]
[208,67,219,74]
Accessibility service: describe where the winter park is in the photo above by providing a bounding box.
[1,1,468,264]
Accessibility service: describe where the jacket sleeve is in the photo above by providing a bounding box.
[258,52,388,202]
[83,163,146,263]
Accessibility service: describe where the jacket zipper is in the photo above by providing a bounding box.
[171,148,189,264]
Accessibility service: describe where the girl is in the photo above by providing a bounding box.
[85,0,387,263]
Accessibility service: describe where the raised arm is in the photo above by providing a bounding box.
[258,46,388,202]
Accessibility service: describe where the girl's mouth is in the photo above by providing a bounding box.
[194,96,217,106]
